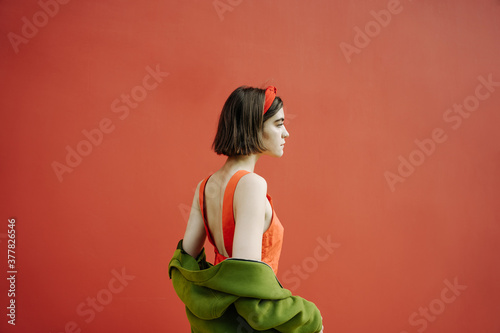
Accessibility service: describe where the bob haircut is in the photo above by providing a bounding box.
[212,86,284,156]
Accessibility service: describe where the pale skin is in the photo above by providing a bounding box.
[182,107,289,260]
[182,108,324,333]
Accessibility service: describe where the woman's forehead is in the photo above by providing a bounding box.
[271,107,285,119]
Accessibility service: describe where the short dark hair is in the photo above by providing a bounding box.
[212,86,283,156]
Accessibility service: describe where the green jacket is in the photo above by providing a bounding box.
[168,240,322,333]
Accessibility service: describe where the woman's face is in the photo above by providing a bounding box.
[261,107,289,157]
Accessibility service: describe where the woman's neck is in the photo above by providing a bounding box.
[223,154,261,173]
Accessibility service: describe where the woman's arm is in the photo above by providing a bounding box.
[182,181,206,258]
[232,173,267,261]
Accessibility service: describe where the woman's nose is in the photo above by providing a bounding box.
[283,126,290,138]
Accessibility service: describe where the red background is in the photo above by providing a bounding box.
[1,0,499,332]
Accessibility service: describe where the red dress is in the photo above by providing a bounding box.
[198,170,284,275]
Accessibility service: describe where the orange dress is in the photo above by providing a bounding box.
[198,170,284,275]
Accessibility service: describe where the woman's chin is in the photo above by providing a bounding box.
[273,150,284,158]
[263,148,285,158]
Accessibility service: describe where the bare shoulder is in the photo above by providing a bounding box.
[191,179,204,209]
[194,179,203,196]
[239,171,267,188]
[195,179,203,192]
[231,172,267,260]
[235,172,267,197]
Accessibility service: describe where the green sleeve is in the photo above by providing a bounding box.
[234,295,323,333]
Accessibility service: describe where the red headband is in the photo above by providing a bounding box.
[263,86,277,114]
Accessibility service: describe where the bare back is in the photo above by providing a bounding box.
[203,170,273,258]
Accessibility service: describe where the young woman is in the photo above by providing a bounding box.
[170,85,323,333]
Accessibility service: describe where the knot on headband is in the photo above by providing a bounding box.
[263,86,277,114]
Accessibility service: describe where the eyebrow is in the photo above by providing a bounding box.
[274,117,285,123]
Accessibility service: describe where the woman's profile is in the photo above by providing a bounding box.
[169,85,323,333]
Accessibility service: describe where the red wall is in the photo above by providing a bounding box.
[1,1,499,332]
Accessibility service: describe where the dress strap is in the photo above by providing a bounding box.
[222,170,250,257]
[199,175,216,247]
